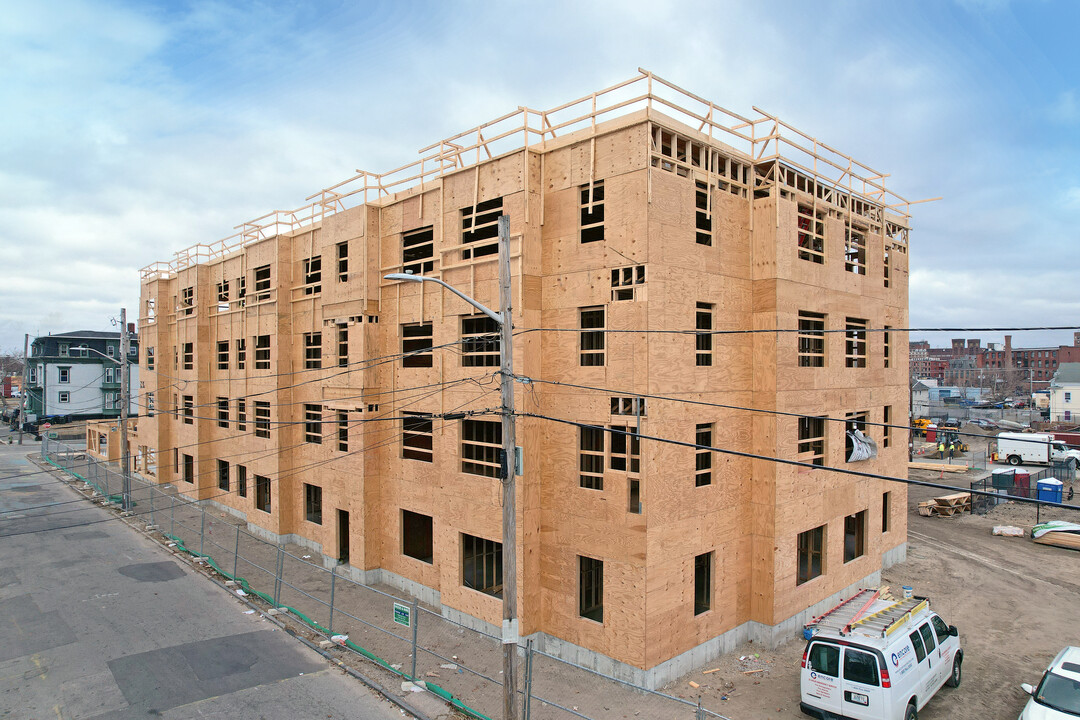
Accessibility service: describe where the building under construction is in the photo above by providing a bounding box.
[135,70,914,686]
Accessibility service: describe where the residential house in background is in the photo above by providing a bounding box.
[1049,363,1080,422]
[25,330,139,423]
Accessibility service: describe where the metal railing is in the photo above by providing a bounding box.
[41,438,733,720]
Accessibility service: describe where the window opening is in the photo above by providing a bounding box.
[579,556,603,622]
[217,459,229,491]
[304,332,322,369]
[797,205,825,264]
[237,465,247,497]
[462,419,500,477]
[338,326,348,367]
[579,426,605,490]
[305,483,323,524]
[303,256,322,294]
[237,398,246,431]
[882,491,891,533]
[255,335,270,370]
[696,303,713,366]
[696,423,714,486]
[402,510,434,564]
[182,342,193,370]
[610,397,646,416]
[253,265,271,302]
[217,341,228,370]
[217,397,229,428]
[236,338,246,370]
[844,227,867,274]
[403,226,434,275]
[183,395,193,425]
[461,198,502,259]
[147,347,155,370]
[694,552,712,615]
[579,307,605,366]
[844,510,866,562]
[798,416,826,466]
[337,242,348,282]
[461,315,499,367]
[181,287,194,315]
[797,525,825,585]
[462,533,502,597]
[610,265,645,301]
[798,311,826,367]
[254,401,270,438]
[402,322,434,368]
[695,180,713,245]
[304,404,322,444]
[337,411,349,452]
[845,318,868,368]
[580,180,605,243]
[403,412,433,462]
[255,475,271,512]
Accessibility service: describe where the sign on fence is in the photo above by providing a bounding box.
[393,601,411,627]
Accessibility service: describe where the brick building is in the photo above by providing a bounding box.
[135,71,912,686]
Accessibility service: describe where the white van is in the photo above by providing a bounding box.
[800,592,962,720]
[996,432,1080,466]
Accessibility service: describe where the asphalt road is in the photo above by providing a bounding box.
[0,428,413,720]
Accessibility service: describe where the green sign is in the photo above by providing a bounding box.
[393,602,411,628]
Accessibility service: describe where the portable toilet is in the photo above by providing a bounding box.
[926,424,938,443]
[1037,478,1063,504]
[1014,471,1031,499]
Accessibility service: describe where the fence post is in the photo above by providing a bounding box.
[273,545,284,606]
[328,565,337,634]
[410,598,419,680]
[522,638,533,720]
[199,503,206,556]
[170,491,175,537]
[697,697,705,720]
[233,524,241,579]
[148,482,154,524]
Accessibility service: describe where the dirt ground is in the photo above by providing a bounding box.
[661,457,1080,720]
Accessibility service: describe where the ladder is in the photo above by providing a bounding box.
[850,597,929,638]
[806,589,880,636]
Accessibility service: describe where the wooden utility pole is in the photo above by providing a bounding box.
[18,334,27,445]
[498,215,519,720]
[120,308,132,510]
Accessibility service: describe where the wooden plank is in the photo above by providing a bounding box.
[1033,532,1080,550]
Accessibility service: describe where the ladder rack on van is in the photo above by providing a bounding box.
[805,588,880,636]
[850,597,929,638]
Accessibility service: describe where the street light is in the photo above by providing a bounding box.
[74,310,132,512]
[385,215,519,720]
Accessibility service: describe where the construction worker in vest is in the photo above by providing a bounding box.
[948,442,955,459]
[938,441,945,457]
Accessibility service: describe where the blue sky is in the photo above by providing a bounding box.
[2,0,1078,352]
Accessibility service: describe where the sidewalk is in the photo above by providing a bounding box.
[39,439,728,720]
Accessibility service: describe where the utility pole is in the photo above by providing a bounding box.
[18,333,28,445]
[120,308,132,510]
[498,215,519,720]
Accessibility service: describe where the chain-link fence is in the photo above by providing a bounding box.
[40,438,733,720]
[970,463,1076,516]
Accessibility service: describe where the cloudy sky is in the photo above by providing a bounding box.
[2,0,1078,353]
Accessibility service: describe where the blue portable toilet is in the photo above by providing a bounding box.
[1037,478,1063,504]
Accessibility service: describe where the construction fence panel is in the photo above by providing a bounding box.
[37,444,737,720]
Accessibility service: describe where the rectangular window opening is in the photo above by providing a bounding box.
[461,419,500,477]
[461,198,502,259]
[402,226,434,275]
[695,180,713,245]
[798,416,826,466]
[844,510,867,563]
[461,315,499,367]
[254,401,270,439]
[402,322,434,368]
[845,318,868,368]
[696,423,714,486]
[579,556,604,622]
[797,205,825,263]
[304,332,322,369]
[255,335,270,370]
[256,475,271,512]
[402,510,434,564]
[236,465,248,497]
[304,404,323,444]
[798,311,826,367]
[694,552,712,615]
[580,180,605,243]
[797,525,825,585]
[696,302,713,367]
[403,412,433,462]
[305,483,323,524]
[579,307,605,366]
[217,459,230,491]
[462,533,502,597]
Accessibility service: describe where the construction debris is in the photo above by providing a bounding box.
[992,526,1025,537]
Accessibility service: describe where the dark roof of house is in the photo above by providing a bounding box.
[1053,363,1080,385]
[48,330,122,339]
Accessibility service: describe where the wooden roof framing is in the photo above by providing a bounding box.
[142,68,925,279]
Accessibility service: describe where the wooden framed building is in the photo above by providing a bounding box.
[136,70,913,687]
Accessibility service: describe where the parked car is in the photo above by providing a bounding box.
[1019,646,1080,719]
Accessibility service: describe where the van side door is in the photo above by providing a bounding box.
[929,615,958,690]
[908,627,934,705]
[840,647,886,720]
[803,641,842,716]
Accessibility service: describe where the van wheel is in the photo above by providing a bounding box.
[947,655,962,687]
[1008,455,1022,466]
[905,703,918,720]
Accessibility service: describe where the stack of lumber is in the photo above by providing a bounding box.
[918,492,972,517]
[908,462,969,473]
[1032,521,1080,551]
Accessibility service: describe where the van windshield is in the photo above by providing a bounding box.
[1034,671,1080,715]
